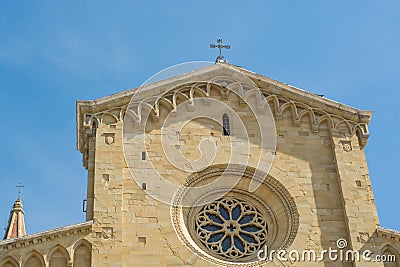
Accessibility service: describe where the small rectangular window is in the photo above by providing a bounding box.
[141,151,146,160]
[222,114,230,136]
[142,183,147,190]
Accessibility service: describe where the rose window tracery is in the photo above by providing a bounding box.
[195,197,267,259]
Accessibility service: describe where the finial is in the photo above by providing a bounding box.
[16,182,24,199]
[210,38,231,63]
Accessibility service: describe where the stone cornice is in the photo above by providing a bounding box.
[0,221,92,252]
[76,64,373,167]
[377,227,400,241]
[237,66,373,124]
[77,63,372,122]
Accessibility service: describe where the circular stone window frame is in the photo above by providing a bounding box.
[187,190,277,262]
[171,164,299,266]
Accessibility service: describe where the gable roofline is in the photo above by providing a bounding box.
[377,226,400,239]
[77,63,372,123]
[76,63,373,160]
[232,64,373,122]
[0,221,92,248]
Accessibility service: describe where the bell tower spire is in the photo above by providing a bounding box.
[3,184,26,240]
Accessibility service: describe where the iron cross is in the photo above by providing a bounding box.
[210,38,230,63]
[16,182,24,198]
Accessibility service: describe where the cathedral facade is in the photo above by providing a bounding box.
[0,63,399,266]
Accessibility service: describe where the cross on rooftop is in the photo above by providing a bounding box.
[16,182,24,199]
[210,38,230,63]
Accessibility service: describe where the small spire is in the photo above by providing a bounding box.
[3,193,26,240]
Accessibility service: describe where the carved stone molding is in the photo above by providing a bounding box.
[102,227,114,240]
[78,68,372,167]
[103,133,115,145]
[170,164,299,267]
[0,221,92,252]
[118,81,369,142]
[340,140,353,152]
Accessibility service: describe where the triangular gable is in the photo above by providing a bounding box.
[77,63,372,168]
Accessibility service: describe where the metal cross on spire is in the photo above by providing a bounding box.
[16,182,24,199]
[210,38,230,63]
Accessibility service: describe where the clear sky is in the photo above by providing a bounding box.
[0,1,399,235]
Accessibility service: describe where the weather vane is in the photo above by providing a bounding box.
[210,38,230,63]
[16,182,24,199]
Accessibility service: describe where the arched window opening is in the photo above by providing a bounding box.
[49,249,68,267]
[73,243,91,267]
[24,254,43,267]
[222,114,230,136]
[383,246,399,267]
[91,119,98,136]
[0,257,18,267]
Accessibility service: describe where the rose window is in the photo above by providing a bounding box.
[195,197,267,259]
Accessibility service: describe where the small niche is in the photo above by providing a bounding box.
[326,184,330,191]
[102,174,110,182]
[356,180,362,187]
[138,237,146,244]
[142,183,147,190]
[141,151,146,160]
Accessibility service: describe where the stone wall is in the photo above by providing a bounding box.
[85,82,388,266]
[76,64,399,266]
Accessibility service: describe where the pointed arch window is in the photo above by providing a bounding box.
[23,252,45,267]
[0,256,19,267]
[74,242,91,267]
[382,245,399,267]
[49,250,67,267]
[222,113,230,136]
[91,119,98,136]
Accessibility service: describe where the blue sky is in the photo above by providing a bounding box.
[0,1,399,235]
